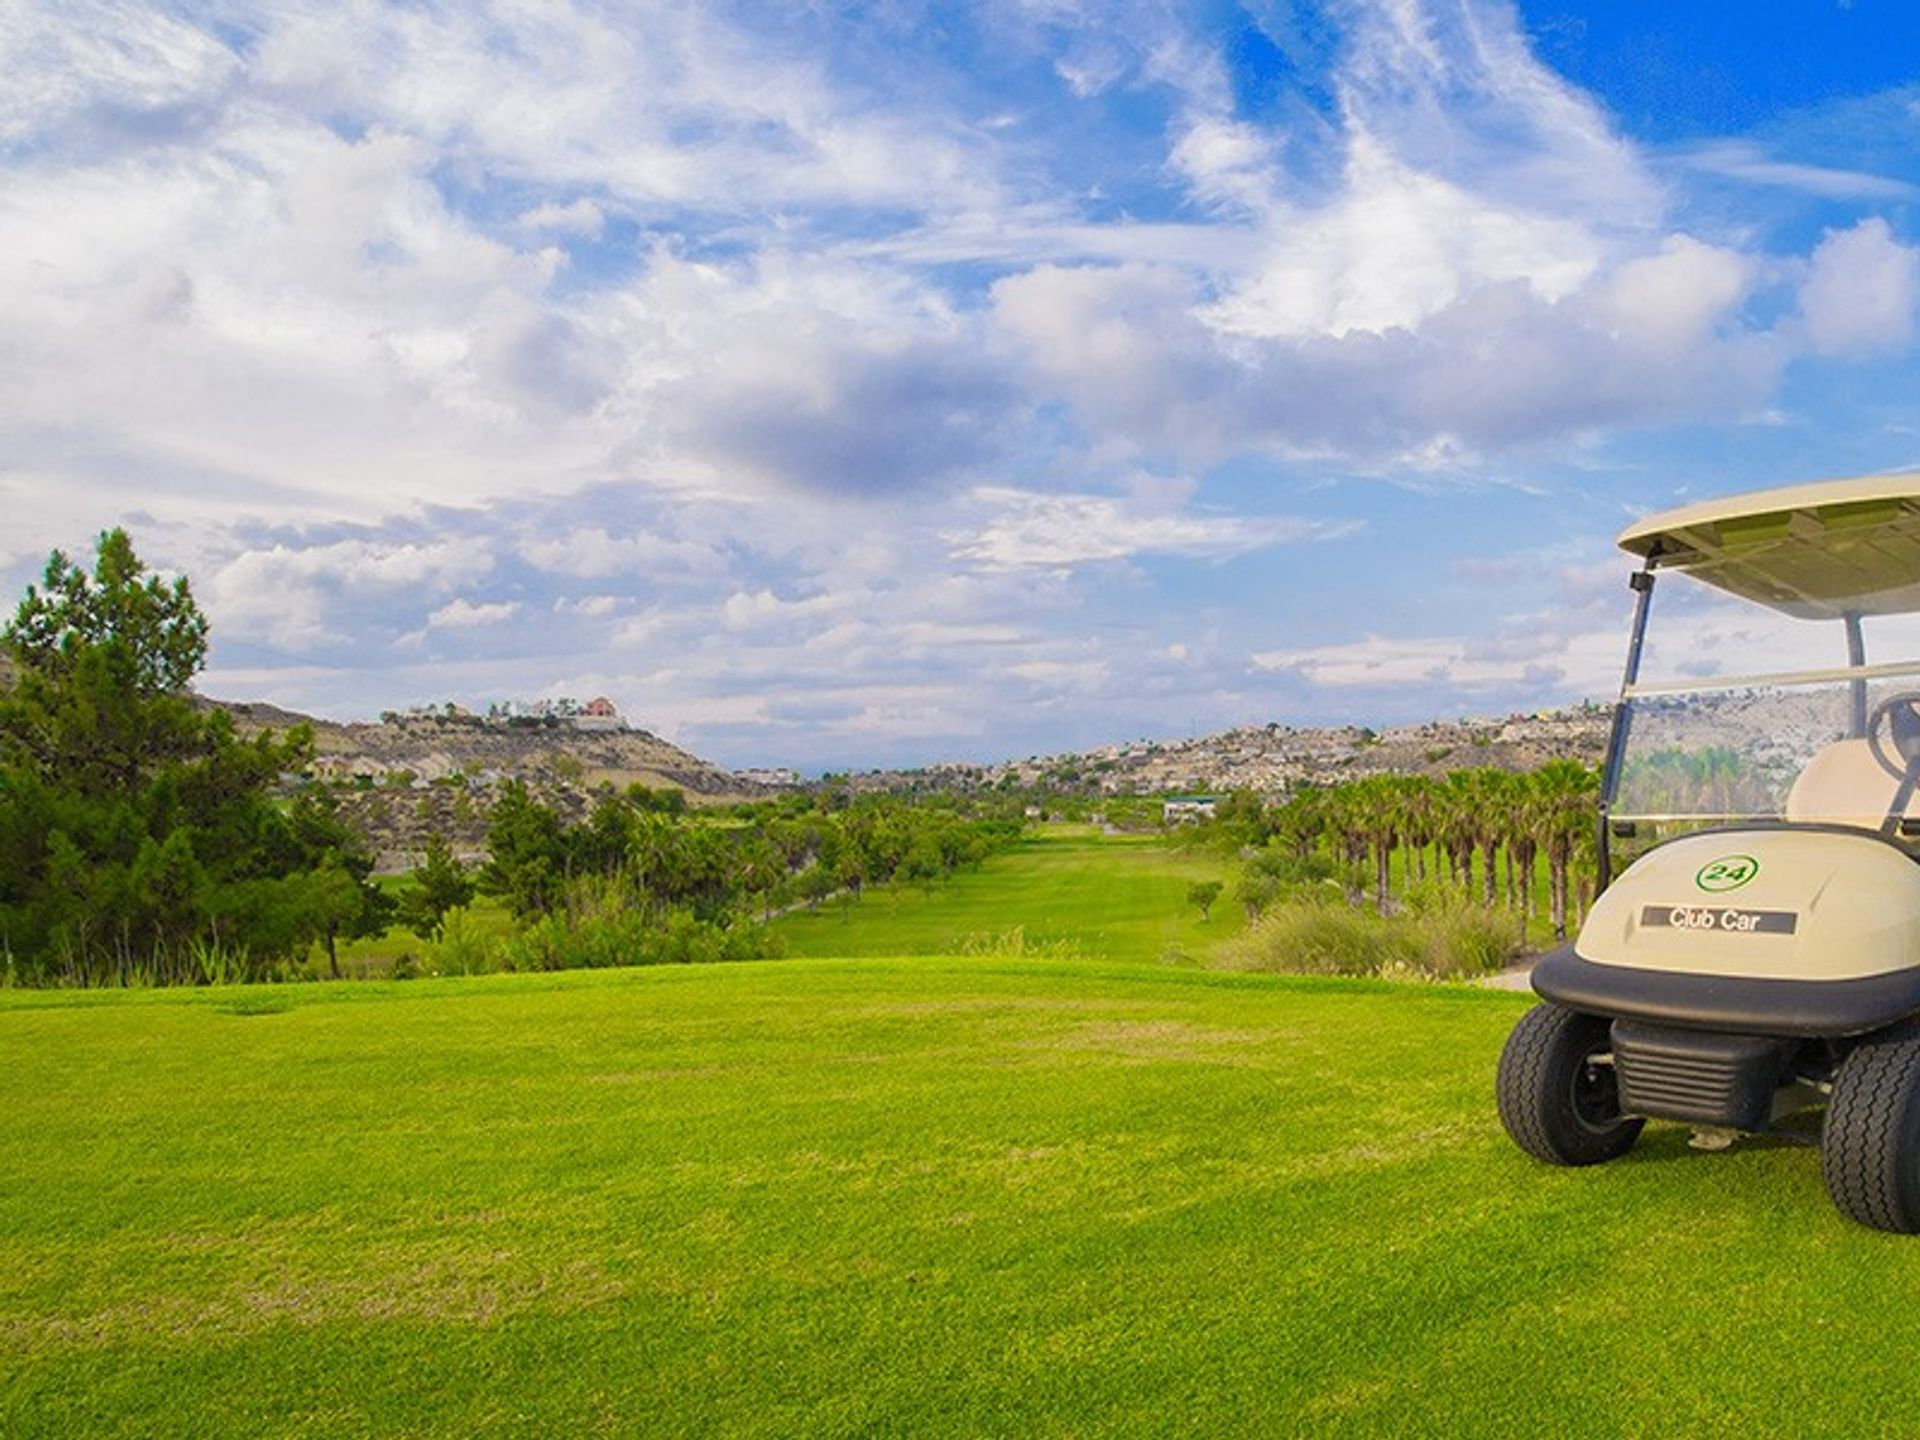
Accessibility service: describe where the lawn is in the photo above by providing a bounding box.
[771,826,1245,965]
[5,959,1920,1436]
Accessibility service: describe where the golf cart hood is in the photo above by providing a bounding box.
[1536,828,1920,1035]
[1579,828,1920,981]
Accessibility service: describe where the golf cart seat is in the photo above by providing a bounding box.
[1786,739,1920,829]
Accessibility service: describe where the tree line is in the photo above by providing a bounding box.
[0,531,1023,987]
[1196,764,1603,941]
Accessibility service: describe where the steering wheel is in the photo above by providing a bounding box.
[1867,692,1920,781]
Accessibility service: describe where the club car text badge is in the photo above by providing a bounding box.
[1641,904,1797,935]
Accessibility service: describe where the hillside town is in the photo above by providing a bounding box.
[838,705,1615,797]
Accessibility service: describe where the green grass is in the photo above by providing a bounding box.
[772,826,1244,965]
[7,959,1920,1435]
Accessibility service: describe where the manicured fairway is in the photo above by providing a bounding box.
[5,960,1920,1436]
[771,827,1243,964]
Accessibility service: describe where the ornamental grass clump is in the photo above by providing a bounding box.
[1219,888,1516,981]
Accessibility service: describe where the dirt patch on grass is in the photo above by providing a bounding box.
[861,997,1154,1018]
[2,1250,625,1353]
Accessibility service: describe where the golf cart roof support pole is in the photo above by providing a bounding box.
[1846,611,1868,739]
[1597,560,1658,896]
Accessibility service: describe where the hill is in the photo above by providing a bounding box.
[212,699,753,799]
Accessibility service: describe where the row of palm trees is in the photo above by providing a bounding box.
[1267,761,1601,940]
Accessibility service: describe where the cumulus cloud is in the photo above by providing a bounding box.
[1799,219,1920,358]
[202,536,492,650]
[992,250,1780,463]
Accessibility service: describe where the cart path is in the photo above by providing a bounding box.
[1475,959,1537,992]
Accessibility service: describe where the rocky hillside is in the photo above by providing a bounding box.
[211,701,753,799]
[206,701,766,873]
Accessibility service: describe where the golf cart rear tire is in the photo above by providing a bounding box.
[1498,1003,1643,1166]
[1821,1029,1920,1234]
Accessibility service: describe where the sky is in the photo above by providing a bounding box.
[6,0,1920,772]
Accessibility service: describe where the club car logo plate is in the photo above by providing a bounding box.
[1641,904,1797,935]
[1694,855,1759,893]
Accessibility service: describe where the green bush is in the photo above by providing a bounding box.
[496,882,785,973]
[430,905,495,977]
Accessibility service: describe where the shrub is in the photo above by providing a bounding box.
[430,905,495,977]
[495,882,785,973]
[1219,890,1515,980]
[1219,897,1419,977]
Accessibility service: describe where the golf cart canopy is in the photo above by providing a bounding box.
[1618,473,1920,620]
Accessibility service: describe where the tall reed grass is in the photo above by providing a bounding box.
[1217,885,1516,980]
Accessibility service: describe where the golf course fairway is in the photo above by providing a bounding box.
[4,958,1916,1436]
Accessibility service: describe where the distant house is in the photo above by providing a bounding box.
[573,696,623,733]
[1162,794,1220,824]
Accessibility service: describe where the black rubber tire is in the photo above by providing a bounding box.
[1497,1002,1644,1166]
[1821,1028,1920,1233]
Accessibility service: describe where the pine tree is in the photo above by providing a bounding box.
[0,530,356,984]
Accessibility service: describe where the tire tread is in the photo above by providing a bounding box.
[1822,1030,1920,1233]
[1497,1002,1642,1167]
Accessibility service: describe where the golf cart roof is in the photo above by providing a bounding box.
[1617,472,1920,619]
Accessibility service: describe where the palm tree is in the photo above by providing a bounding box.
[1396,775,1436,890]
[1437,771,1480,894]
[1356,776,1400,917]
[1529,760,1599,941]
[1470,768,1510,907]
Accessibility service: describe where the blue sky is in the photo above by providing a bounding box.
[5,0,1920,770]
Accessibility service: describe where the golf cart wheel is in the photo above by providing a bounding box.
[1497,1003,1643,1166]
[1821,1028,1920,1234]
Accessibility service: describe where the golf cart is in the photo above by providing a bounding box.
[1496,472,1920,1231]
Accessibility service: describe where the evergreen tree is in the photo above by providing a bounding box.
[0,530,337,983]
[398,833,475,941]
[479,780,567,917]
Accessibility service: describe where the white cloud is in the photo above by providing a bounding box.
[1681,142,1920,202]
[517,198,606,236]
[0,0,238,146]
[521,527,723,579]
[204,537,492,649]
[950,486,1350,569]
[555,594,621,617]
[429,598,520,628]
[1207,132,1609,340]
[1249,610,1638,702]
[1800,219,1920,358]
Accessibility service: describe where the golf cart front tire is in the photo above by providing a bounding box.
[1498,1003,1644,1167]
[1821,1028,1920,1234]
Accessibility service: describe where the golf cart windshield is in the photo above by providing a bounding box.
[1608,477,1920,832]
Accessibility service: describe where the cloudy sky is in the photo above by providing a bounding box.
[7,1,1920,770]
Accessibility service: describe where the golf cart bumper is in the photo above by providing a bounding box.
[1533,944,1920,1038]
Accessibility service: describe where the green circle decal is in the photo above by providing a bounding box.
[1695,855,1759,893]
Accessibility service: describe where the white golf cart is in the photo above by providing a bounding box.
[1497,472,1920,1231]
